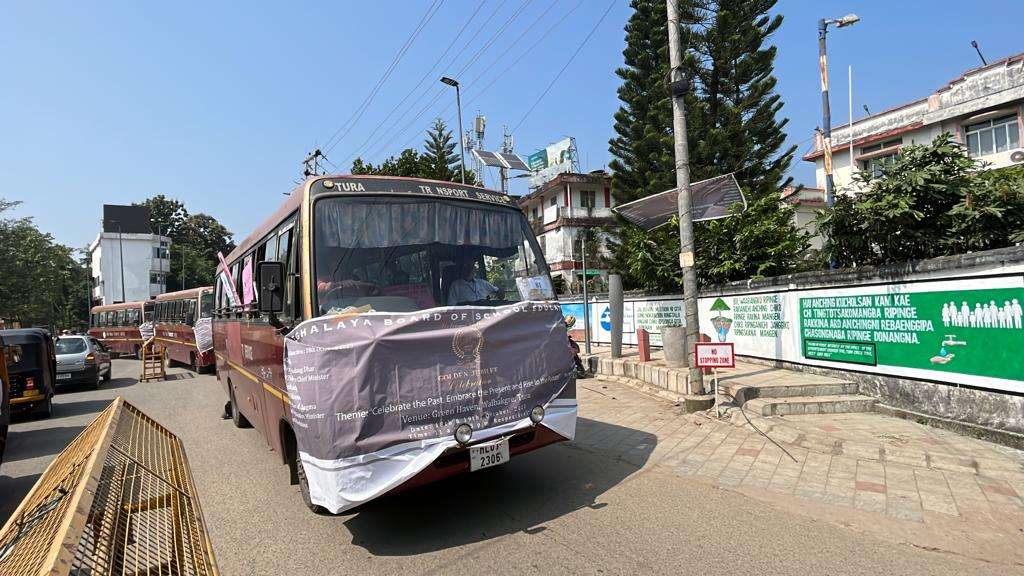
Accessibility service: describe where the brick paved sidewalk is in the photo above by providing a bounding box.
[573,375,1024,566]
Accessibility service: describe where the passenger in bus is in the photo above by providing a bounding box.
[447,260,502,305]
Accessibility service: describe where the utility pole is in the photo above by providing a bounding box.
[303,149,325,178]
[110,220,127,304]
[819,20,835,208]
[666,0,703,393]
[818,13,860,207]
[580,231,591,355]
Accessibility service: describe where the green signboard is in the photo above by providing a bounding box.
[799,287,1024,381]
[528,150,548,171]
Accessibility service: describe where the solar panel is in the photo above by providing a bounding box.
[614,173,746,229]
[498,152,530,171]
[472,149,507,168]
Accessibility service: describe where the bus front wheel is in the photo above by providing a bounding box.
[295,451,328,515]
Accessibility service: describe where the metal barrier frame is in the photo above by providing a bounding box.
[0,397,219,576]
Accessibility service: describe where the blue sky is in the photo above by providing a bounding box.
[2,1,1022,249]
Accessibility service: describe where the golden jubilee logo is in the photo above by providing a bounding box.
[452,326,484,362]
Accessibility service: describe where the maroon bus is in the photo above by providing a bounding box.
[89,301,149,357]
[212,175,577,513]
[154,287,215,372]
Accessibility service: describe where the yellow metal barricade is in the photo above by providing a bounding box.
[0,397,219,576]
[140,337,166,382]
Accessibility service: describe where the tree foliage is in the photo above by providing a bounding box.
[137,195,235,290]
[350,118,481,185]
[421,118,461,182]
[608,0,807,291]
[818,134,1024,267]
[0,199,90,330]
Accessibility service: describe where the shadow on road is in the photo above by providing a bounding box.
[0,473,41,521]
[52,398,114,419]
[1,425,86,464]
[343,418,655,556]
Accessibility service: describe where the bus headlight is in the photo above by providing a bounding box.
[530,405,545,424]
[454,423,473,445]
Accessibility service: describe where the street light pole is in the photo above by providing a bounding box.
[666,0,703,393]
[818,13,860,208]
[440,76,466,184]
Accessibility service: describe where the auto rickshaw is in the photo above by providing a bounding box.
[0,328,57,419]
[1,332,12,465]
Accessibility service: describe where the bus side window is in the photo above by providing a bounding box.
[277,225,294,322]
[231,262,242,317]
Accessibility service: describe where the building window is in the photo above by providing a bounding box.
[859,139,901,177]
[532,206,539,220]
[863,154,898,178]
[150,272,165,286]
[549,196,557,207]
[580,190,596,209]
[965,114,1020,157]
[153,246,169,259]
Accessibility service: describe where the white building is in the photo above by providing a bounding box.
[805,52,1024,193]
[780,185,825,251]
[88,205,171,305]
[518,171,615,292]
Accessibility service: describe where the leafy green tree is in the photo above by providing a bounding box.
[351,119,482,185]
[950,165,1024,250]
[608,0,806,290]
[820,135,1024,266]
[0,199,89,330]
[137,196,235,290]
[350,148,423,177]
[421,118,460,182]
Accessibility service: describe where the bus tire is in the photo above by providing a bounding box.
[190,352,198,373]
[228,384,251,429]
[295,451,328,515]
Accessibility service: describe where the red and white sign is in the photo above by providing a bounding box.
[694,342,735,368]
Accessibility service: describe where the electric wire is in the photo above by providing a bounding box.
[322,0,445,155]
[511,0,617,134]
[354,1,507,164]
[342,1,487,166]
[383,0,583,162]
[364,0,536,163]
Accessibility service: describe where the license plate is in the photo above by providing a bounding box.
[470,438,509,472]
[57,373,72,380]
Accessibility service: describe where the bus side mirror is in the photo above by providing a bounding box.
[256,261,284,314]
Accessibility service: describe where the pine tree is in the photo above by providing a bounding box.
[608,0,807,290]
[421,118,460,182]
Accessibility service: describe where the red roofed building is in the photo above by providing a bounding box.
[804,52,1024,194]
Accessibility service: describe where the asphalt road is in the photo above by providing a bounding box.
[0,360,1007,575]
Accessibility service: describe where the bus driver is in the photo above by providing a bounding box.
[447,260,502,305]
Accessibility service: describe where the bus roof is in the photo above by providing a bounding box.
[225,175,517,264]
[155,287,212,301]
[91,301,146,313]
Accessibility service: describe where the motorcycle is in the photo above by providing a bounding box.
[563,315,589,378]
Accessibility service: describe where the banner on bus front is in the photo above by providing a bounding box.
[283,302,577,513]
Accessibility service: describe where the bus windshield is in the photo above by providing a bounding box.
[313,196,552,315]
